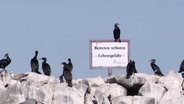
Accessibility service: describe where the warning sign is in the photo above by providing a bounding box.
[90,40,130,69]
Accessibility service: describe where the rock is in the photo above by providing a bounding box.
[0,70,184,104]
[106,73,154,89]
[112,96,132,104]
[0,80,6,91]
[158,71,183,90]
[85,83,127,104]
[160,89,184,104]
[134,73,160,83]
[106,74,145,96]
[53,84,87,104]
[86,76,105,86]
[0,71,11,85]
[97,83,127,97]
[133,96,157,104]
[112,96,157,104]
[139,81,166,101]
[0,84,24,104]
[19,98,38,104]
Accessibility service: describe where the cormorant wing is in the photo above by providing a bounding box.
[151,63,164,76]
[42,63,51,75]
[151,63,161,73]
[0,58,10,68]
[113,28,120,38]
[31,60,39,70]
[67,63,73,72]
[179,60,184,72]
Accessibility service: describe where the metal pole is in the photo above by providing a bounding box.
[108,68,112,77]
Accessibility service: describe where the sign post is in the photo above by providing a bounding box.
[108,68,112,77]
[90,40,130,76]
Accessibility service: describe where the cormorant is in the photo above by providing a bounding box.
[61,62,73,87]
[113,23,121,42]
[40,57,51,76]
[0,53,11,73]
[150,59,164,76]
[67,58,73,71]
[30,51,41,74]
[178,60,184,73]
[126,60,137,79]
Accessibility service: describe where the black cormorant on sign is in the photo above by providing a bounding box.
[40,57,51,76]
[113,23,121,42]
[178,60,184,73]
[126,60,137,79]
[150,59,164,76]
[30,51,41,74]
[0,53,11,73]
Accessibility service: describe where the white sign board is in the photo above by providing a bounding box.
[90,40,130,68]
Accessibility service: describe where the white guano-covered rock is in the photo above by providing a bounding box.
[158,71,183,90]
[0,70,184,104]
[86,76,105,86]
[85,83,127,104]
[112,96,157,104]
[52,83,85,104]
[160,89,184,104]
[139,81,166,101]
[105,73,159,89]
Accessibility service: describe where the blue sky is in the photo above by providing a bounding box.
[0,1,184,79]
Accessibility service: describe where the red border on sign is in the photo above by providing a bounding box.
[89,40,130,69]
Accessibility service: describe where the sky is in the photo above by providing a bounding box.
[0,0,184,79]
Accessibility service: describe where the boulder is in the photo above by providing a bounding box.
[158,71,183,90]
[112,96,157,104]
[86,76,105,86]
[160,89,184,104]
[52,83,85,104]
[85,83,127,104]
[139,81,166,101]
[0,70,184,104]
[133,96,157,104]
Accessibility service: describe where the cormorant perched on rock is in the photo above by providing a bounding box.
[113,23,121,42]
[61,61,73,87]
[150,59,164,76]
[40,57,51,76]
[178,60,184,73]
[30,51,41,74]
[0,53,11,73]
[126,60,137,79]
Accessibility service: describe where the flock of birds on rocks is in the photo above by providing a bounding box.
[125,59,165,79]
[0,51,73,87]
[113,23,184,78]
[30,51,73,87]
[0,23,184,88]
[126,58,184,79]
